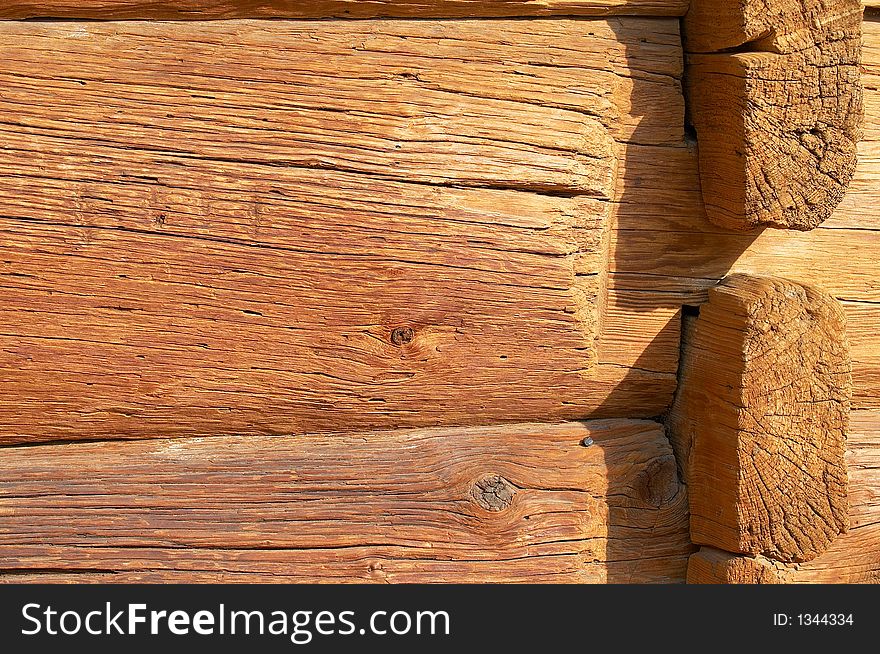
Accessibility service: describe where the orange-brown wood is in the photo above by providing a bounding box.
[0,0,690,19]
[0,420,691,583]
[0,18,689,443]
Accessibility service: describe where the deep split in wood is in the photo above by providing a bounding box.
[668,274,852,581]
[685,0,864,230]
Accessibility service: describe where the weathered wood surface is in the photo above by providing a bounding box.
[0,173,616,443]
[687,0,862,54]
[3,15,880,440]
[687,548,782,584]
[0,18,688,444]
[689,410,880,583]
[0,9,874,586]
[669,275,850,563]
[612,16,880,411]
[0,420,692,583]
[1,21,627,194]
[684,0,863,230]
[787,410,880,583]
[0,0,690,19]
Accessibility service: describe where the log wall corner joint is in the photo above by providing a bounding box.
[685,0,865,231]
[667,274,852,583]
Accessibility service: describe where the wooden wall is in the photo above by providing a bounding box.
[0,0,690,19]
[0,17,687,442]
[0,4,876,582]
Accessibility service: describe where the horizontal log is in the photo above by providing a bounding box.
[0,17,684,150]
[0,21,628,195]
[0,419,692,583]
[687,548,782,584]
[0,177,616,443]
[0,1,690,19]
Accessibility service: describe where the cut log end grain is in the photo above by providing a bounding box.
[669,274,851,563]
[689,411,880,583]
[685,0,863,231]
[687,548,781,584]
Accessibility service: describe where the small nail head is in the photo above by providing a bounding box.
[581,437,594,447]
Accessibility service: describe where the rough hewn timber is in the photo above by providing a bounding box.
[610,16,880,409]
[668,275,851,563]
[685,0,863,230]
[0,0,690,19]
[0,18,687,444]
[687,548,782,584]
[787,410,880,582]
[0,420,692,583]
[689,410,880,583]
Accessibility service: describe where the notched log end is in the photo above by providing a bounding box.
[687,547,782,584]
[685,0,864,54]
[673,274,851,564]
[685,1,863,231]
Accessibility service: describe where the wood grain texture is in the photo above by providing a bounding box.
[0,18,687,444]
[0,419,692,583]
[611,18,880,410]
[687,548,782,584]
[684,0,863,230]
[668,275,851,563]
[0,181,615,443]
[686,0,862,54]
[689,410,880,583]
[0,22,624,195]
[0,0,690,19]
[786,410,880,583]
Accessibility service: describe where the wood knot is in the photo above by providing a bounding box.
[471,475,515,512]
[390,326,414,346]
[635,455,679,506]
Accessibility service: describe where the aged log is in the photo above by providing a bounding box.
[0,18,687,444]
[668,275,851,563]
[786,410,880,583]
[685,0,863,230]
[0,22,623,195]
[687,548,781,584]
[0,0,690,19]
[0,420,692,583]
[690,410,880,583]
[612,16,880,409]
